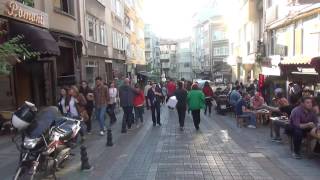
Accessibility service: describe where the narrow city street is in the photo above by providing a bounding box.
[1,106,320,180]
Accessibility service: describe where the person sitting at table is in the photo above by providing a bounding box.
[310,96,320,139]
[250,92,265,110]
[289,96,318,159]
[235,93,257,128]
[273,92,289,107]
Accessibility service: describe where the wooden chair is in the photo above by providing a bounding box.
[236,115,250,128]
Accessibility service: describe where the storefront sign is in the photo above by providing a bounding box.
[0,1,48,28]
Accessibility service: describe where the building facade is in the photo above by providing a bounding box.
[228,0,264,83]
[0,0,83,110]
[264,0,320,89]
[79,0,110,87]
[176,38,193,81]
[144,24,160,74]
[159,39,177,79]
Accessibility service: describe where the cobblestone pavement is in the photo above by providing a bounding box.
[2,106,317,180]
[116,109,273,180]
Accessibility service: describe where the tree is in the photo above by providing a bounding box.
[0,34,39,75]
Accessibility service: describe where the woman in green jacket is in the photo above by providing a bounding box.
[187,83,205,130]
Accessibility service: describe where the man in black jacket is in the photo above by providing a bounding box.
[119,78,137,133]
[174,81,188,131]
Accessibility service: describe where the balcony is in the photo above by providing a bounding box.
[160,54,170,60]
[162,62,170,69]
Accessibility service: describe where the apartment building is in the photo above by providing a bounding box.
[176,38,193,81]
[228,0,264,82]
[159,39,177,79]
[144,24,160,74]
[79,0,110,87]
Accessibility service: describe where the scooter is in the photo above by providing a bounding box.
[12,102,82,180]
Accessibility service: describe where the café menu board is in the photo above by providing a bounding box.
[0,0,49,28]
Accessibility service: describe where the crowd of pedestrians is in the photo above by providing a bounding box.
[57,76,320,160]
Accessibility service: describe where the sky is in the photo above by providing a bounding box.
[143,0,215,39]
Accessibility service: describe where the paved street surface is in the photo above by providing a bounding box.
[1,106,320,180]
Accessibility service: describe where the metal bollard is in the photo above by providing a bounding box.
[106,128,113,146]
[80,145,92,171]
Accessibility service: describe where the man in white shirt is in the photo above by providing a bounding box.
[144,81,152,110]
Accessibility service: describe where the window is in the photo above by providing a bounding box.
[112,30,125,50]
[59,0,74,15]
[86,14,106,45]
[100,23,106,45]
[213,31,227,41]
[184,63,190,68]
[214,47,229,56]
[111,0,124,19]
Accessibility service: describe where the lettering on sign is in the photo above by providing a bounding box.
[5,1,44,26]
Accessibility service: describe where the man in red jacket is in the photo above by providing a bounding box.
[166,79,176,102]
[133,83,145,126]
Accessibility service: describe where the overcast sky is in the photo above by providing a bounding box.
[143,0,214,39]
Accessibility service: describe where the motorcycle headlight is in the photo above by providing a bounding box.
[23,137,40,149]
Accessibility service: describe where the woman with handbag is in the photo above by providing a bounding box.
[108,81,118,125]
[79,81,94,134]
[67,86,88,142]
[202,81,214,115]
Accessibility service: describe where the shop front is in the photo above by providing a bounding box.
[279,56,320,96]
[0,1,60,110]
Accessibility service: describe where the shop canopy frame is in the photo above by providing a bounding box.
[279,56,320,83]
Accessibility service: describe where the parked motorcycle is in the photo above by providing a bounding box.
[215,87,232,115]
[12,102,82,180]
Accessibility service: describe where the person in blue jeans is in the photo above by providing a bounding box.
[235,93,257,128]
[94,77,109,136]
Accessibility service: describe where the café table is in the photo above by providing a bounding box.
[269,116,289,138]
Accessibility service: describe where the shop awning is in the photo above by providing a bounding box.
[9,20,60,56]
[279,56,312,66]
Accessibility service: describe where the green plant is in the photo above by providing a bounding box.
[17,0,34,7]
[0,35,39,75]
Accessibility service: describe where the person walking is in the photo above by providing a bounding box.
[66,86,88,142]
[94,77,109,136]
[79,81,94,134]
[144,81,152,110]
[187,83,205,130]
[119,78,137,133]
[147,82,163,126]
[108,81,118,125]
[133,83,145,127]
[166,79,176,102]
[202,81,214,115]
[174,81,188,131]
[57,87,68,115]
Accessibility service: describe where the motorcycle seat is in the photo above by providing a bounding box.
[56,121,76,141]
